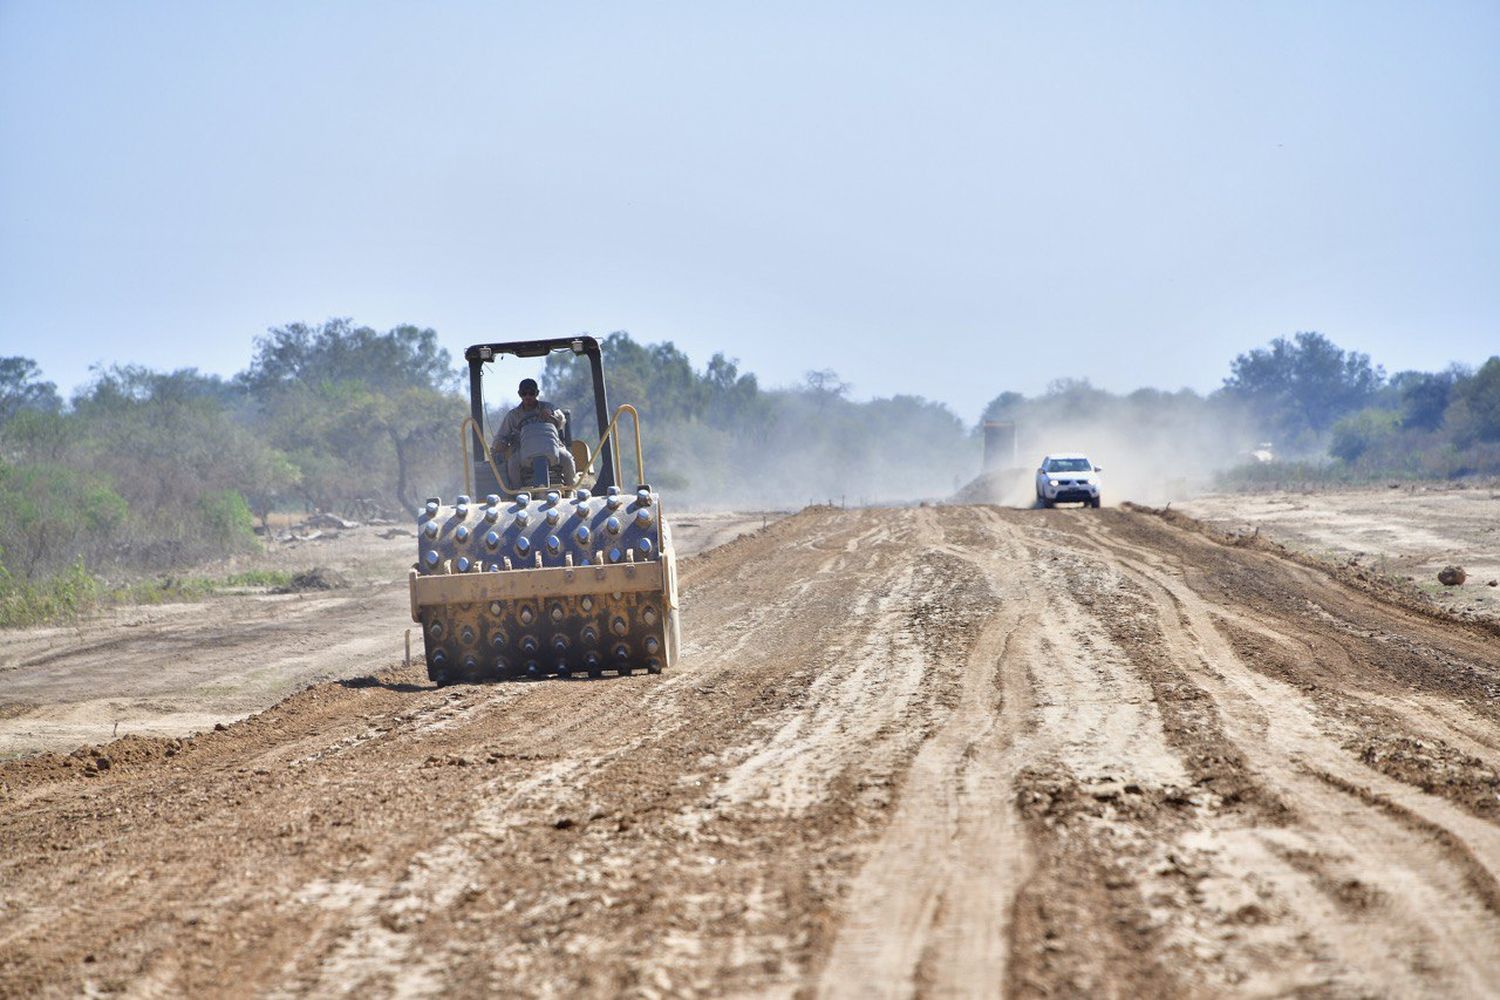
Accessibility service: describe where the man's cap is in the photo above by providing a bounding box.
[518,378,539,396]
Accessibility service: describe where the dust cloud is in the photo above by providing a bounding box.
[633,392,1257,513]
[953,396,1257,510]
[612,390,981,512]
[513,345,1258,513]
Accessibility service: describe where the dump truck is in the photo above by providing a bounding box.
[408,336,680,683]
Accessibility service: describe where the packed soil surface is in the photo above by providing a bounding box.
[4,503,1500,997]
[0,511,778,757]
[1179,483,1500,623]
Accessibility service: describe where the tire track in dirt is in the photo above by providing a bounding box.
[1085,515,1500,819]
[815,510,1039,997]
[819,506,1215,998]
[1071,512,1500,996]
[635,508,996,991]
[1000,514,1298,997]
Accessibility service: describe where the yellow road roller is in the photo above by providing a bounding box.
[408,336,680,683]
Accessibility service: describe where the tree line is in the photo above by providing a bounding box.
[0,321,460,597]
[1,322,1497,614]
[980,331,1500,481]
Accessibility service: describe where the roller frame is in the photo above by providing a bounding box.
[410,490,679,683]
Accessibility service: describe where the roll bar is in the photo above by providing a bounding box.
[464,336,616,492]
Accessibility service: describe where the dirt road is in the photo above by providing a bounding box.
[4,505,1500,997]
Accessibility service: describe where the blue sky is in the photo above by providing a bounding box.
[2,1,1496,421]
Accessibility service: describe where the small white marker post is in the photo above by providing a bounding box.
[405,628,412,668]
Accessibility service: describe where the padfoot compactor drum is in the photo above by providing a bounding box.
[408,337,680,683]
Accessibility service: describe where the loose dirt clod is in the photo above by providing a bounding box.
[1438,565,1467,586]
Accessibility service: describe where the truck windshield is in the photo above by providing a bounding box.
[1045,458,1093,472]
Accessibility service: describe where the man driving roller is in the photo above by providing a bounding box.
[493,378,577,489]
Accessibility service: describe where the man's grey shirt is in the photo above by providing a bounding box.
[494,401,566,461]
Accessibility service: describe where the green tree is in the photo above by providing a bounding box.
[1329,408,1401,462]
[1222,332,1384,446]
[0,408,75,463]
[980,391,1026,423]
[804,369,851,404]
[1447,356,1500,444]
[380,386,465,513]
[239,447,303,531]
[242,319,457,394]
[242,320,465,513]
[0,356,62,423]
[1390,367,1463,431]
[71,365,276,565]
[701,353,764,430]
[0,460,128,578]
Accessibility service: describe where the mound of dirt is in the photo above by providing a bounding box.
[287,567,351,591]
[953,467,1032,505]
